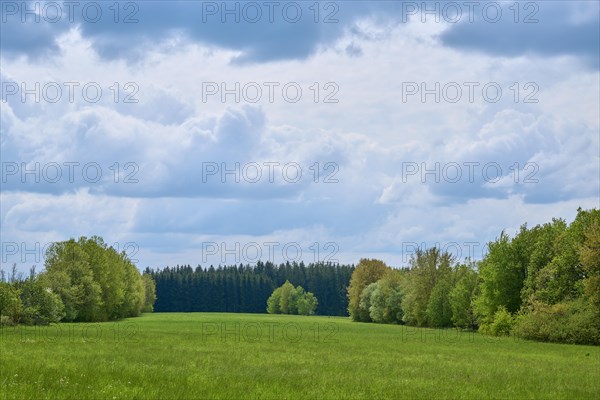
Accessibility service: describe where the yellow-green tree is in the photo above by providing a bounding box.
[347,259,390,321]
[402,248,453,326]
[142,274,157,312]
[266,280,318,315]
[44,236,153,322]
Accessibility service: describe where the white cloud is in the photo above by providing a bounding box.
[1,13,597,272]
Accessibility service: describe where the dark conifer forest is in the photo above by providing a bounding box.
[147,262,354,316]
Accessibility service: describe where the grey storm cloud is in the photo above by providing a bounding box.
[1,0,383,62]
[2,1,597,66]
[439,1,600,69]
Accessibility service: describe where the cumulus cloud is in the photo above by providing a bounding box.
[1,1,598,271]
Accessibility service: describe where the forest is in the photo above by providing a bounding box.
[148,261,354,316]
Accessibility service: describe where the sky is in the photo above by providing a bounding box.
[1,0,599,272]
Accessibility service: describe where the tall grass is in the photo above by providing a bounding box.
[1,313,598,399]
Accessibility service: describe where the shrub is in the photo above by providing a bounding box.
[0,315,16,326]
[480,306,514,336]
[513,300,600,345]
[20,278,65,325]
[0,282,22,324]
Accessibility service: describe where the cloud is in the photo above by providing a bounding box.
[3,1,597,69]
[375,109,599,206]
[440,1,600,69]
[0,12,68,59]
[1,1,392,63]
[1,96,364,201]
[1,2,598,271]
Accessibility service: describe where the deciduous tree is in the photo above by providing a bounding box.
[347,259,390,321]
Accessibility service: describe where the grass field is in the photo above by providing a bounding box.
[1,313,599,399]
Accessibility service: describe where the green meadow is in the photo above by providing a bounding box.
[1,313,598,399]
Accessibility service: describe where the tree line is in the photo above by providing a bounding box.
[148,261,354,316]
[0,237,156,325]
[2,208,596,346]
[348,208,600,345]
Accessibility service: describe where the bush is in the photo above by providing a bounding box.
[480,307,514,336]
[0,315,16,326]
[513,300,600,345]
[19,278,65,325]
[0,282,23,324]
